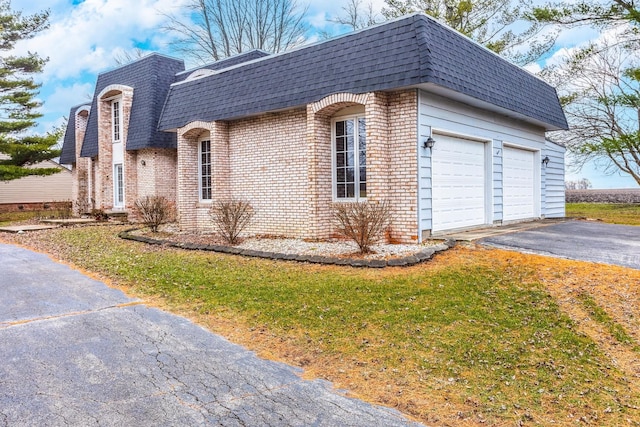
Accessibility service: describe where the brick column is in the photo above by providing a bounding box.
[176,121,214,231]
[364,92,391,204]
[211,121,230,201]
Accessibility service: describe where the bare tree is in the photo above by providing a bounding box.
[565,178,592,190]
[548,41,640,186]
[114,48,146,66]
[330,0,382,31]
[382,0,557,65]
[162,0,308,63]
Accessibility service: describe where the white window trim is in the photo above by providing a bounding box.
[331,114,367,202]
[198,136,212,202]
[111,98,122,144]
[113,163,124,208]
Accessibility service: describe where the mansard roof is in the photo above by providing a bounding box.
[158,13,568,132]
[60,103,90,164]
[80,54,185,158]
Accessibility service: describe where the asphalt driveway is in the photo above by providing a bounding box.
[480,220,640,269]
[0,243,422,427]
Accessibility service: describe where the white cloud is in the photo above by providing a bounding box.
[41,82,94,115]
[14,0,188,81]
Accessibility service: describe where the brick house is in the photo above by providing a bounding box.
[60,13,568,243]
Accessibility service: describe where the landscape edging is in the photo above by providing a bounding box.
[118,228,454,268]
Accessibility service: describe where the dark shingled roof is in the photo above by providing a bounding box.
[60,104,90,164]
[174,50,271,82]
[79,54,185,158]
[158,13,568,131]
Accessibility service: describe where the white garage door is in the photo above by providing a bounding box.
[503,146,536,221]
[432,134,487,232]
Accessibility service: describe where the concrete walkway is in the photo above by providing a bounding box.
[0,244,423,427]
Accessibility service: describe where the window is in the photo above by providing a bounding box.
[199,139,212,201]
[112,100,121,143]
[114,163,124,207]
[333,116,366,200]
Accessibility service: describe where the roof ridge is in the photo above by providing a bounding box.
[169,13,426,87]
[95,52,184,77]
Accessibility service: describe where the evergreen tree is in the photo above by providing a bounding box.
[0,0,60,181]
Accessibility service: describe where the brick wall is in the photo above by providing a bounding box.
[136,148,177,201]
[72,109,90,214]
[176,121,213,231]
[385,90,419,242]
[175,90,420,242]
[95,85,133,211]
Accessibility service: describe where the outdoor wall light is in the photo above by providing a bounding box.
[541,156,550,167]
[424,136,436,150]
[141,160,146,166]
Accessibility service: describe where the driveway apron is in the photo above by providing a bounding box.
[480,221,640,269]
[0,244,422,427]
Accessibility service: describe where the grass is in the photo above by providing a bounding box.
[4,225,639,426]
[577,292,640,352]
[0,211,41,226]
[566,203,640,225]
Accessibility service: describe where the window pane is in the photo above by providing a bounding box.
[360,183,367,198]
[335,121,345,136]
[346,183,355,198]
[346,167,354,183]
[336,152,345,167]
[337,184,346,198]
[359,167,366,182]
[347,152,354,167]
[359,150,366,166]
[336,168,345,183]
[346,119,354,134]
[347,135,354,151]
[200,140,212,200]
[335,137,345,152]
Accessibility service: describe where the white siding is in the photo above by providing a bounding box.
[0,161,72,204]
[543,140,566,218]
[418,90,547,235]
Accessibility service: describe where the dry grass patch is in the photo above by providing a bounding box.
[1,227,639,426]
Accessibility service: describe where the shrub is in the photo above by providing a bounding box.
[75,198,90,215]
[134,196,175,232]
[331,200,391,254]
[209,199,254,244]
[91,209,108,222]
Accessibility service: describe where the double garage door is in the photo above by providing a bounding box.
[431,134,537,232]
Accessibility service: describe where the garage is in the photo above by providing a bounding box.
[431,134,487,232]
[503,146,537,221]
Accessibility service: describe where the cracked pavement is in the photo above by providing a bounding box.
[0,244,424,426]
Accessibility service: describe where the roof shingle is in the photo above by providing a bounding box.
[158,14,567,131]
[80,54,185,158]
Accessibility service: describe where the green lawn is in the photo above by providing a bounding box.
[566,203,640,225]
[0,211,41,226]
[6,225,638,426]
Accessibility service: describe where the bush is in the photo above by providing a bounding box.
[134,196,175,232]
[91,209,108,222]
[331,200,391,254]
[209,199,254,244]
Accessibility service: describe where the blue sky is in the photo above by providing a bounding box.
[13,0,639,188]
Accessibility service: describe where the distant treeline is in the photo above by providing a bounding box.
[566,189,640,203]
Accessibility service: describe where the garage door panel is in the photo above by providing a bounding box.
[432,134,487,232]
[503,147,536,221]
